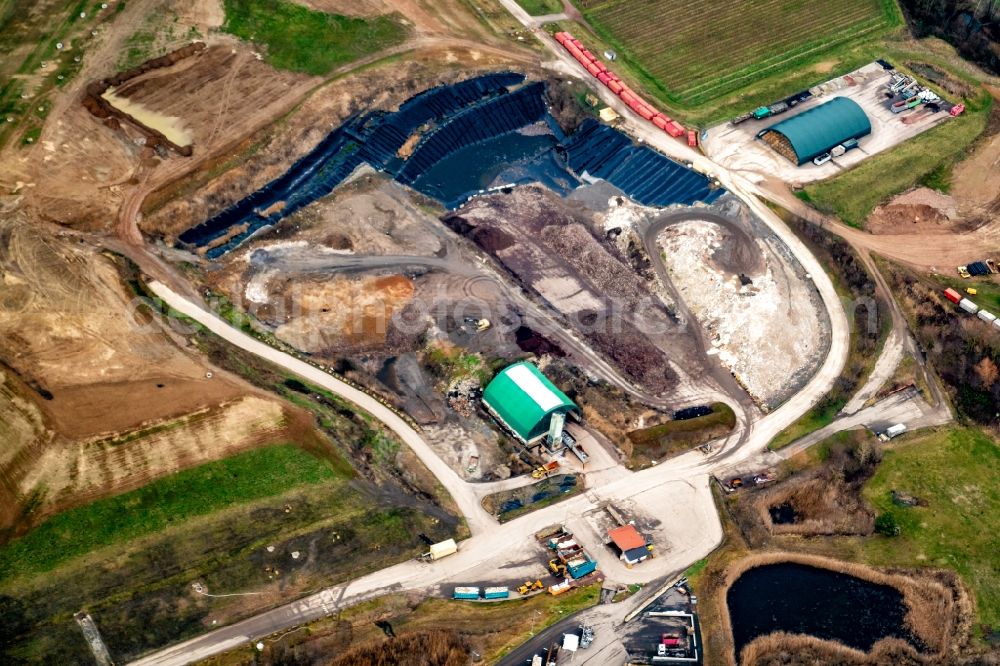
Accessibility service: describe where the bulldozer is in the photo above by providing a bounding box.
[518,579,544,595]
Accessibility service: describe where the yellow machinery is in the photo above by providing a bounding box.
[517,579,544,595]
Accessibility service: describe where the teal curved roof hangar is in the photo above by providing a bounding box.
[482,362,578,444]
[758,97,871,165]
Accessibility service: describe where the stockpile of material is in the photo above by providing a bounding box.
[554,31,686,139]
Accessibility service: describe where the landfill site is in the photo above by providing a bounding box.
[7,0,999,664]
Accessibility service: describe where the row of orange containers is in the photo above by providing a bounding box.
[554,31,693,145]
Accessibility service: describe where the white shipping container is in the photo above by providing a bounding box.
[993,318,1000,331]
[429,538,457,560]
[886,423,907,438]
[959,298,979,314]
[978,310,997,323]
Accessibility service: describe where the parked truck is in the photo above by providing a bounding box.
[425,538,457,560]
[879,423,907,441]
[830,138,859,157]
[752,101,788,119]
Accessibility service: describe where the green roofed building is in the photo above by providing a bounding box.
[757,97,871,165]
[482,362,579,447]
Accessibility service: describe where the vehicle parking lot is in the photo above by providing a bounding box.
[703,62,954,185]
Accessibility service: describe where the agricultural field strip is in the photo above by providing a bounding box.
[600,8,880,86]
[678,17,887,98]
[576,0,887,98]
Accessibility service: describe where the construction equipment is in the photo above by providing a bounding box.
[532,460,560,479]
[548,558,568,577]
[958,266,971,278]
[518,579,544,595]
[967,288,978,296]
[580,625,595,648]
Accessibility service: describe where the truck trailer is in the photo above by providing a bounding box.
[959,298,980,314]
[427,539,457,560]
[484,586,509,600]
[453,586,480,600]
[879,423,907,441]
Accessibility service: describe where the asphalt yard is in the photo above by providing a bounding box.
[704,62,953,186]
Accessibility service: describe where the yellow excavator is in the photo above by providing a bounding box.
[517,579,544,595]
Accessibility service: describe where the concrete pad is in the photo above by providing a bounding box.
[703,62,953,186]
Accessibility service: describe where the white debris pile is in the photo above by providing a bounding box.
[658,221,823,406]
[244,270,272,304]
[602,196,647,233]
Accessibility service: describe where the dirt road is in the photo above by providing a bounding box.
[148,280,495,536]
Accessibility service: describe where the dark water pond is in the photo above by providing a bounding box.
[768,502,798,525]
[727,562,922,659]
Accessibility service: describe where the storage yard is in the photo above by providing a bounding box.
[621,580,702,664]
[703,62,957,185]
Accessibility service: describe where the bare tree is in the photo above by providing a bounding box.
[974,356,999,389]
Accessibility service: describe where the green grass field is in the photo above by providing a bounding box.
[0,441,458,662]
[627,402,736,466]
[0,444,346,583]
[802,89,993,227]
[517,0,564,15]
[862,427,1000,628]
[222,0,409,76]
[572,0,900,108]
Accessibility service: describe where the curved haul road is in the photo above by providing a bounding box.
[129,16,852,665]
[149,281,495,538]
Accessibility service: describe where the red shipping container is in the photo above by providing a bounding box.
[597,72,611,84]
[586,63,601,76]
[555,32,569,44]
[652,116,668,130]
[687,129,697,147]
[595,62,608,73]
[571,39,583,49]
[943,288,962,304]
[608,81,623,94]
[666,121,685,137]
